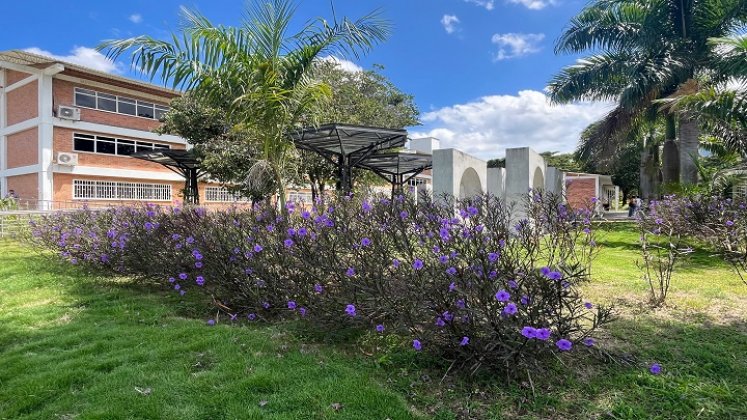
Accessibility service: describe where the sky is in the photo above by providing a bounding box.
[1,0,614,159]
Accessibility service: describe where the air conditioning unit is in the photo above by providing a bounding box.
[57,152,79,166]
[57,105,81,121]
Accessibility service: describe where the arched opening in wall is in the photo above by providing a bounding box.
[532,167,544,191]
[459,167,482,199]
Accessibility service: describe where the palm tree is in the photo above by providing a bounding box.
[549,0,747,187]
[100,0,391,206]
[662,36,747,154]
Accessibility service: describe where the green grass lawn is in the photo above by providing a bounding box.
[1,225,746,419]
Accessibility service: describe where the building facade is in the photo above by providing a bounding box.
[0,50,237,210]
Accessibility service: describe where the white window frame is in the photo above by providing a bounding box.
[73,132,171,156]
[74,87,170,120]
[205,186,251,202]
[73,179,172,201]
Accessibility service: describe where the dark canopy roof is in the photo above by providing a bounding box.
[131,149,203,171]
[356,151,433,184]
[290,124,408,162]
[131,149,205,204]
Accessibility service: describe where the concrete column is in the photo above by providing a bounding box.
[0,67,6,196]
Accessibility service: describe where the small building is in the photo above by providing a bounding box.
[565,172,620,210]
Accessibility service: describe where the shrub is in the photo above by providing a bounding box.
[30,191,612,375]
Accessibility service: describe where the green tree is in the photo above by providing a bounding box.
[101,0,391,206]
[549,0,747,187]
[299,61,419,200]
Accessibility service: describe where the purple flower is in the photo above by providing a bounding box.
[438,255,449,264]
[186,236,195,244]
[247,313,257,321]
[345,304,356,317]
[488,252,499,262]
[361,237,372,247]
[442,311,454,322]
[253,244,263,253]
[266,224,275,232]
[521,326,537,339]
[400,211,409,219]
[460,336,470,346]
[287,228,296,236]
[376,324,385,333]
[207,319,215,326]
[503,303,518,315]
[297,227,308,236]
[195,261,203,269]
[314,284,323,294]
[547,271,562,280]
[195,276,205,286]
[456,299,466,309]
[583,337,595,347]
[520,295,530,305]
[345,267,356,277]
[435,317,446,327]
[262,302,271,309]
[168,277,176,283]
[174,284,181,291]
[299,307,307,317]
[556,339,573,351]
[540,266,551,277]
[412,259,424,270]
[649,363,662,375]
[448,282,456,292]
[584,302,593,309]
[535,328,551,341]
[508,280,518,289]
[446,266,457,276]
[179,290,186,296]
[495,289,510,302]
[412,339,422,351]
[392,258,400,268]
[726,220,735,227]
[287,300,297,310]
[301,210,311,219]
[284,239,294,248]
[362,201,372,213]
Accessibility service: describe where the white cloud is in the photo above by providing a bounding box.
[491,33,545,60]
[129,14,143,24]
[441,15,461,34]
[411,90,614,159]
[464,0,495,10]
[23,47,122,74]
[319,56,363,73]
[507,0,557,10]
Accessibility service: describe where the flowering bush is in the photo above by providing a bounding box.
[636,195,747,288]
[30,191,612,374]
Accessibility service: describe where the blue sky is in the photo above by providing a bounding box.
[1,0,613,158]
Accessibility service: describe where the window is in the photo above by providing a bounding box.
[205,187,250,202]
[73,179,172,201]
[73,87,170,120]
[287,191,313,203]
[73,133,171,156]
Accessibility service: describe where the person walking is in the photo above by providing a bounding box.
[628,196,637,218]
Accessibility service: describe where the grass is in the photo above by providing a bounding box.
[1,225,746,419]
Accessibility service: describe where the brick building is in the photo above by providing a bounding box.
[565,172,620,210]
[0,50,237,209]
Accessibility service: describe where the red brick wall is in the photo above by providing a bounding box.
[53,79,168,132]
[6,80,38,125]
[566,178,596,209]
[6,173,38,200]
[5,69,32,86]
[53,127,184,172]
[6,127,38,168]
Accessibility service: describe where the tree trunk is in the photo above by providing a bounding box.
[661,115,679,185]
[678,115,699,185]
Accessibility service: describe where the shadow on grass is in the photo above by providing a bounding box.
[4,243,746,419]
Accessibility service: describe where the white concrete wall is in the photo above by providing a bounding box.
[545,167,564,196]
[432,148,487,201]
[487,167,506,199]
[409,137,440,155]
[504,147,546,218]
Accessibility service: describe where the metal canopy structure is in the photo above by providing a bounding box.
[131,149,206,204]
[356,151,433,193]
[290,124,409,192]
